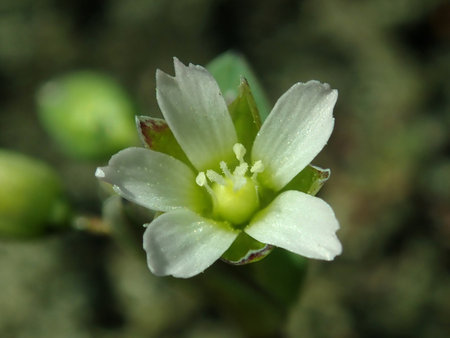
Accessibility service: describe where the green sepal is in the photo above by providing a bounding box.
[221,232,273,265]
[282,164,331,196]
[207,51,271,121]
[135,116,191,166]
[227,78,262,152]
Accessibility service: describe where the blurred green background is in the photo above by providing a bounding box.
[0,0,449,337]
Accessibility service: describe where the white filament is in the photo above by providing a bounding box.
[250,160,264,180]
[196,172,213,195]
[206,169,226,185]
[220,161,232,179]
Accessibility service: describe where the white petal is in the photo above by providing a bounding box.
[252,81,337,191]
[96,147,206,213]
[245,190,342,260]
[156,58,238,171]
[143,210,239,278]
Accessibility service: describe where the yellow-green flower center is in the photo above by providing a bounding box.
[211,176,259,225]
[196,143,264,227]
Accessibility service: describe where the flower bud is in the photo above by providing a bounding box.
[0,150,69,237]
[36,71,138,160]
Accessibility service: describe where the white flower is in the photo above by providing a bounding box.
[96,58,342,278]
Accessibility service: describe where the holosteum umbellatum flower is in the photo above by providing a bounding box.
[96,58,342,278]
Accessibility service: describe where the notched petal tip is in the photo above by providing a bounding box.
[324,238,343,261]
[173,57,209,77]
[301,79,331,89]
[157,58,189,77]
[95,167,105,178]
[155,68,175,84]
[173,57,185,75]
[294,80,338,103]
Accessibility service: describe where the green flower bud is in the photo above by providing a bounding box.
[0,150,69,238]
[36,71,138,160]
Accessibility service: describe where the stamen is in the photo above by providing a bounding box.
[233,143,246,164]
[220,161,232,179]
[250,160,264,180]
[250,160,264,173]
[233,162,248,177]
[196,172,213,195]
[206,169,226,185]
[195,171,206,186]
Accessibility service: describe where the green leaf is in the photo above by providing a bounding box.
[135,116,191,166]
[196,263,285,337]
[251,249,308,307]
[282,164,331,196]
[199,248,308,336]
[227,78,262,152]
[207,51,271,121]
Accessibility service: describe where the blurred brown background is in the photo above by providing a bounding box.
[0,0,449,337]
